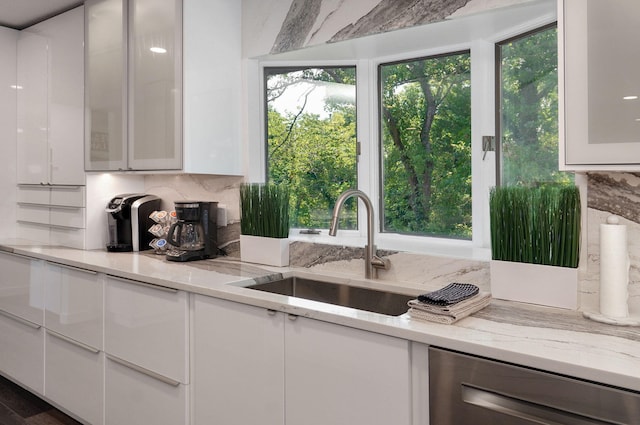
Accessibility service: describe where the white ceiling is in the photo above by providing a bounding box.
[0,0,84,30]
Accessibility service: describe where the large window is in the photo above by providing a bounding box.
[498,25,570,186]
[379,52,472,239]
[265,67,357,229]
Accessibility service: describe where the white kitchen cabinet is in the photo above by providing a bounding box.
[104,275,189,384]
[560,0,640,169]
[192,296,285,425]
[0,251,45,395]
[85,0,242,174]
[105,355,188,425]
[192,295,412,425]
[44,261,104,425]
[16,6,85,185]
[45,332,104,425]
[0,251,44,326]
[285,316,412,425]
[85,0,182,171]
[44,262,103,350]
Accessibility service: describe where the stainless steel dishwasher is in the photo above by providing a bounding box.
[429,347,640,424]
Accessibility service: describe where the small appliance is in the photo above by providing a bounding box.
[166,201,218,262]
[106,194,161,252]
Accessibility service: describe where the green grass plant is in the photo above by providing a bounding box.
[489,185,580,268]
[240,183,290,239]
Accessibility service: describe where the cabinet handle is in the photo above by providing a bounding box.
[107,274,178,294]
[48,261,98,275]
[0,309,41,330]
[267,309,277,316]
[106,354,181,387]
[288,314,298,321]
[107,275,178,293]
[0,250,35,261]
[461,384,605,425]
[47,330,99,354]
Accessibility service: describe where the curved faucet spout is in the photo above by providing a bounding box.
[329,189,389,279]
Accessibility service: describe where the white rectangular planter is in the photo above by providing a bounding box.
[240,235,289,267]
[490,260,579,310]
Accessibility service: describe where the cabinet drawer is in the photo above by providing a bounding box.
[45,262,102,349]
[50,185,85,207]
[45,331,104,425]
[17,185,50,204]
[50,227,86,250]
[17,204,50,225]
[105,356,187,425]
[105,276,188,383]
[0,311,44,395]
[50,206,85,229]
[0,251,44,325]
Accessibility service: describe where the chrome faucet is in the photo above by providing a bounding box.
[329,189,390,279]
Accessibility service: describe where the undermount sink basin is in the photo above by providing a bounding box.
[245,276,415,316]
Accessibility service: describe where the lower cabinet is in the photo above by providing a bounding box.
[193,295,412,425]
[105,356,188,425]
[0,310,44,394]
[193,296,285,424]
[45,331,104,425]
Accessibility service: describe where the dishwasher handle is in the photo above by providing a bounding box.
[461,384,614,425]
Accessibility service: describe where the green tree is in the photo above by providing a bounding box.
[380,53,472,238]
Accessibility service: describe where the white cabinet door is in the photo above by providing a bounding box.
[16,32,48,185]
[105,356,188,425]
[44,262,103,349]
[0,313,44,395]
[285,316,412,425]
[192,296,285,425]
[17,7,85,185]
[0,251,44,326]
[183,0,242,175]
[561,0,640,169]
[105,275,189,383]
[45,332,104,425]
[41,6,85,185]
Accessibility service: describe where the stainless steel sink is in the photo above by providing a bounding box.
[245,276,415,316]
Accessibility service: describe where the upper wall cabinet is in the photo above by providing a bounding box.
[17,7,85,185]
[561,0,640,170]
[85,0,242,175]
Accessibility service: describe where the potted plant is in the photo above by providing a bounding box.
[240,183,290,267]
[489,185,581,309]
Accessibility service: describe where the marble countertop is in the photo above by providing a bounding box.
[2,240,639,393]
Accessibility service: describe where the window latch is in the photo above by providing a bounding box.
[482,136,495,160]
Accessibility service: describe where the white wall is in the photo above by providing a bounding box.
[0,27,17,239]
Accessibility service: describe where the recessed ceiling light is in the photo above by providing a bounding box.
[623,95,638,100]
[10,85,23,90]
[150,47,167,54]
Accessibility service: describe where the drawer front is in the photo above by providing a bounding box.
[105,356,187,425]
[0,251,44,325]
[17,204,50,226]
[49,206,85,229]
[45,262,103,349]
[17,185,50,204]
[105,276,188,383]
[0,312,44,395]
[50,185,85,207]
[45,331,104,425]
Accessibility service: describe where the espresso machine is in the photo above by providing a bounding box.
[106,194,161,252]
[166,201,218,262]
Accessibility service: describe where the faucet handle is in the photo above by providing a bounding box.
[371,255,390,271]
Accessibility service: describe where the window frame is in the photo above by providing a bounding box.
[248,17,559,261]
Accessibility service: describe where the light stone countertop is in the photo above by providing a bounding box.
[2,240,639,393]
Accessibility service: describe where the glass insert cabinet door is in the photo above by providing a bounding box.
[562,0,640,167]
[85,0,182,171]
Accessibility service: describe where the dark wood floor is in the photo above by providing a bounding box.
[0,375,81,425]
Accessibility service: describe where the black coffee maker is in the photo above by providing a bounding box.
[106,194,161,252]
[166,201,218,262]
